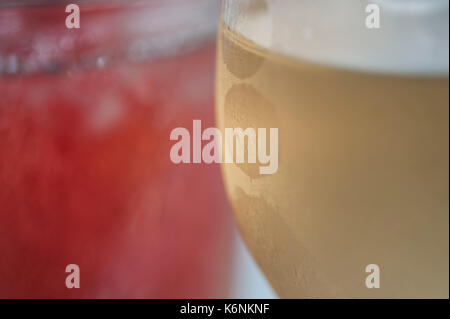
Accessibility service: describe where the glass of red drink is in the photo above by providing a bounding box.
[0,0,232,298]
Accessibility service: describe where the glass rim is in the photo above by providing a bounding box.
[0,0,219,76]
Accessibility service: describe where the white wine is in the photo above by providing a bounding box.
[216,0,449,298]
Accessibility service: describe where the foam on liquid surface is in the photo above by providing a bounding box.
[225,0,449,75]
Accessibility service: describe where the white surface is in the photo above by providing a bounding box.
[229,227,277,299]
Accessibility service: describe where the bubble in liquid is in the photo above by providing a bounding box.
[224,84,278,179]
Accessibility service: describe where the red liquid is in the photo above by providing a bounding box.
[0,36,232,298]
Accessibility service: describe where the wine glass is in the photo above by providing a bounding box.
[216,0,449,298]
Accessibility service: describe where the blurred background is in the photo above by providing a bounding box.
[230,230,276,299]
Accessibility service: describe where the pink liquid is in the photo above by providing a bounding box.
[0,7,232,297]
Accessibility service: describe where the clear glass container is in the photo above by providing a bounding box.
[216,0,449,298]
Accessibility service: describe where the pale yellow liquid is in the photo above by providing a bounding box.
[216,25,449,298]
